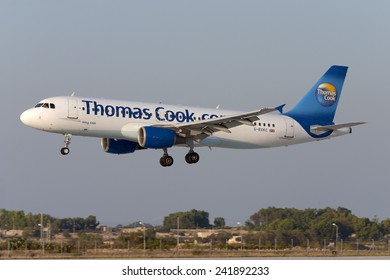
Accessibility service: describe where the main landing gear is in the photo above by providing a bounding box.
[160,148,174,167]
[60,133,71,155]
[159,148,200,167]
[185,151,199,164]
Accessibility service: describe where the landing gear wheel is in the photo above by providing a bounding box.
[60,147,70,155]
[61,133,72,156]
[160,157,165,166]
[160,156,174,167]
[185,152,200,164]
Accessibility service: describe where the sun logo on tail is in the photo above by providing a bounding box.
[316,83,337,107]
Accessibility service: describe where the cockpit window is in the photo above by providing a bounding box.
[35,103,55,109]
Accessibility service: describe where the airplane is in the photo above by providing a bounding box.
[20,65,365,167]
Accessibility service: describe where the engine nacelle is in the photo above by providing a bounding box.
[138,126,176,149]
[101,138,138,154]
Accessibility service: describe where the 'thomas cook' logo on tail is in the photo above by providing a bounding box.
[285,65,347,125]
[316,83,337,107]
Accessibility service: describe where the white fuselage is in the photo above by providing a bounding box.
[20,96,347,150]
[20,65,362,167]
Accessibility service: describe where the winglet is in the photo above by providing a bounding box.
[276,104,286,114]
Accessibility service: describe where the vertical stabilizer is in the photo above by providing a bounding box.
[285,65,348,124]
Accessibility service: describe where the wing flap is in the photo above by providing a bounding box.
[175,107,276,137]
[156,107,277,137]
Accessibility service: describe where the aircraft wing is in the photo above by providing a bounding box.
[158,107,277,138]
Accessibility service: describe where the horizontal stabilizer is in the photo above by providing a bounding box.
[310,122,366,135]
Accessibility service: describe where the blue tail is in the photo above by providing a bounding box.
[285,65,348,125]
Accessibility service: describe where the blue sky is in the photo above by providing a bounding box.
[1,1,389,226]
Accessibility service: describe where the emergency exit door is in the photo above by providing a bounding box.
[284,118,294,138]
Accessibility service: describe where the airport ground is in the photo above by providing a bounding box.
[2,247,390,259]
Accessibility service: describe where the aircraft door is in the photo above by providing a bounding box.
[68,97,78,119]
[284,118,294,138]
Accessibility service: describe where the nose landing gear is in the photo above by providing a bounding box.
[60,134,71,155]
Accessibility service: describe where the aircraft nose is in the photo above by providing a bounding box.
[20,109,33,126]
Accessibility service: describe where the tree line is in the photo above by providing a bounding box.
[245,206,390,247]
[0,209,99,235]
[1,207,390,244]
[160,207,390,247]
[1,207,390,252]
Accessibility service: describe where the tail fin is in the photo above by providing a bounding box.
[285,65,348,124]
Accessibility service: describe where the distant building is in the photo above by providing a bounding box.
[120,227,144,234]
[197,230,215,239]
[228,236,242,244]
[97,225,112,233]
[2,230,23,238]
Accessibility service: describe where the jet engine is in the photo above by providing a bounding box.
[138,126,177,149]
[101,138,138,154]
